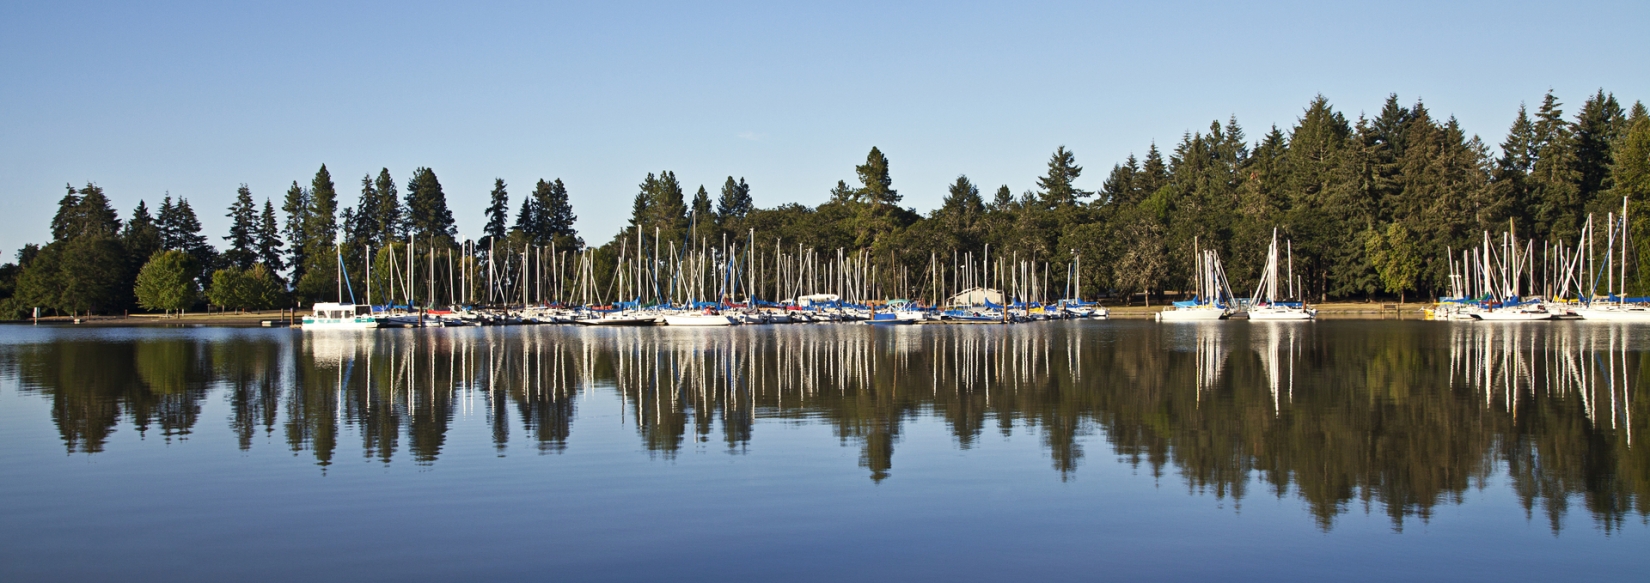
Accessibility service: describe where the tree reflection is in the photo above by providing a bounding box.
[2,321,1645,532]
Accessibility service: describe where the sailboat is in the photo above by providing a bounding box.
[1574,198,1650,321]
[1158,240,1235,322]
[1247,229,1315,321]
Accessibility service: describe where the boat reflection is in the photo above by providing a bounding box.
[2,322,1645,532]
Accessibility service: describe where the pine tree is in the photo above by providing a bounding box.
[1139,145,1169,197]
[1100,155,1139,206]
[513,181,540,238]
[404,167,456,241]
[351,175,380,246]
[716,177,754,221]
[1615,104,1650,200]
[373,168,401,243]
[121,201,161,274]
[484,178,510,243]
[49,184,81,242]
[854,147,899,205]
[1036,146,1089,208]
[828,180,857,204]
[281,181,309,282]
[992,185,1014,210]
[1530,91,1582,241]
[224,184,258,269]
[1574,90,1626,211]
[542,179,579,249]
[691,185,714,232]
[257,199,285,275]
[295,165,339,302]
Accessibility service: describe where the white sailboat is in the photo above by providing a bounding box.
[1247,229,1315,321]
[1158,239,1236,322]
[1575,198,1650,322]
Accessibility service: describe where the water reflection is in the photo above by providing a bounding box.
[1,322,1646,532]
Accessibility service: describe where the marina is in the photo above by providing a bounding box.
[0,320,1644,581]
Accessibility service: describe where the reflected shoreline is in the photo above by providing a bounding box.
[2,321,1646,533]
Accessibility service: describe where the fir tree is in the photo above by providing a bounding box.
[295,165,339,302]
[716,177,754,221]
[542,179,579,249]
[1530,91,1582,241]
[281,181,309,282]
[257,199,285,275]
[223,184,258,270]
[373,168,401,243]
[513,181,540,238]
[351,175,380,246]
[1036,146,1089,208]
[1574,90,1626,210]
[404,167,456,240]
[854,147,899,205]
[992,185,1014,210]
[484,178,510,243]
[1100,155,1139,206]
[121,201,161,273]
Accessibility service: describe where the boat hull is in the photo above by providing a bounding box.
[663,315,738,327]
[1156,308,1227,322]
[1248,308,1316,321]
[1471,310,1552,321]
[1574,307,1650,322]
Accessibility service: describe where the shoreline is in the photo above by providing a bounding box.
[1,302,1431,327]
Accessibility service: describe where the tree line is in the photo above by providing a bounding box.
[1,90,1646,316]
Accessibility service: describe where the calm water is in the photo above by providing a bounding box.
[0,321,1644,581]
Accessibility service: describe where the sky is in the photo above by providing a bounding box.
[3,0,1648,257]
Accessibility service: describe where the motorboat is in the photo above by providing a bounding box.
[302,303,380,330]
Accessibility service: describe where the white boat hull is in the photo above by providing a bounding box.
[663,314,738,327]
[1156,308,1227,322]
[1574,307,1650,322]
[1248,307,1316,321]
[1471,310,1552,321]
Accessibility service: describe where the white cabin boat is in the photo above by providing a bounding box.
[302,303,380,330]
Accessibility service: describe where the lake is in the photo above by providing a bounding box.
[0,321,1644,581]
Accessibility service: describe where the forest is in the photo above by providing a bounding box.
[3,90,1648,317]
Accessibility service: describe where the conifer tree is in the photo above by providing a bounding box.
[513,181,540,238]
[1036,146,1089,208]
[295,165,339,302]
[691,185,714,235]
[828,180,857,204]
[404,167,456,241]
[223,184,258,270]
[257,199,285,275]
[351,175,380,246]
[373,168,401,243]
[484,178,510,244]
[1614,104,1650,200]
[1529,91,1583,242]
[716,177,754,221]
[122,201,161,273]
[1139,145,1169,197]
[542,179,579,249]
[281,181,309,282]
[992,185,1014,210]
[1100,156,1139,206]
[1574,90,1626,210]
[854,147,899,206]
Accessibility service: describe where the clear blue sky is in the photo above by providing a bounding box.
[3,1,1646,257]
